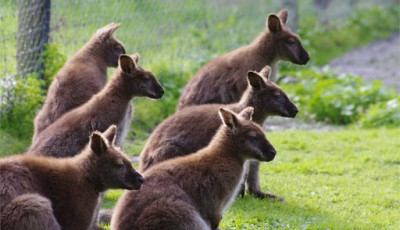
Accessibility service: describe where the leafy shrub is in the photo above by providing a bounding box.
[0,73,45,138]
[358,98,400,128]
[41,43,67,89]
[282,68,397,125]
[0,43,66,139]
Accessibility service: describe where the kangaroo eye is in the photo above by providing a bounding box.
[249,136,258,142]
[116,46,125,54]
[116,164,125,170]
[144,77,151,83]
[287,40,296,46]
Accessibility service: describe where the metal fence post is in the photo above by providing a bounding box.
[16,0,51,79]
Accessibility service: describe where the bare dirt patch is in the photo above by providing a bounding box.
[330,32,400,92]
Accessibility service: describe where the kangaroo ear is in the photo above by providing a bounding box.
[267,14,281,33]
[219,108,240,132]
[259,65,271,81]
[247,71,267,89]
[97,23,121,42]
[102,125,117,145]
[130,53,140,64]
[277,9,288,24]
[90,131,108,156]
[119,54,136,74]
[239,107,254,121]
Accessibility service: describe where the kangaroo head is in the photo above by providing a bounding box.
[95,22,126,67]
[119,54,165,99]
[89,125,144,190]
[266,9,309,65]
[245,65,298,119]
[219,107,276,162]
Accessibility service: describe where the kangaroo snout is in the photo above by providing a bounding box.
[289,105,299,118]
[266,148,276,162]
[300,52,310,65]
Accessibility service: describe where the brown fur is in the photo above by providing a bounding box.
[111,107,277,230]
[177,9,309,110]
[28,54,164,158]
[138,66,294,200]
[1,126,143,230]
[33,23,125,141]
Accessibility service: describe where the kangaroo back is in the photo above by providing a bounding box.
[112,107,276,230]
[177,9,309,110]
[33,23,125,140]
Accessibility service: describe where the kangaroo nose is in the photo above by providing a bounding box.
[270,148,276,157]
[138,175,144,184]
[304,52,310,63]
[292,106,299,117]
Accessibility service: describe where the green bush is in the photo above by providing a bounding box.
[282,68,397,125]
[0,43,66,139]
[358,98,400,128]
[0,73,45,139]
[41,43,67,89]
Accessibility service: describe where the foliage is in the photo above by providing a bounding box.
[102,128,400,229]
[41,43,67,89]
[0,129,31,156]
[0,44,65,139]
[358,97,400,128]
[0,73,45,139]
[297,5,400,66]
[282,68,398,125]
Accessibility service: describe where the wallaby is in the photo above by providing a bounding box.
[111,107,277,230]
[140,65,295,200]
[33,23,126,142]
[28,54,164,158]
[1,125,143,230]
[177,8,309,110]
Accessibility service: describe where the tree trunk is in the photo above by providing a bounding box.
[17,0,50,79]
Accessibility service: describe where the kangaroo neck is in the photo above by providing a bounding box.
[77,41,108,75]
[103,70,134,102]
[249,30,278,66]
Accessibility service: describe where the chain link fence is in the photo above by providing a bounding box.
[0,0,397,115]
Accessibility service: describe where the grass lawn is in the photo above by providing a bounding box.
[101,127,400,229]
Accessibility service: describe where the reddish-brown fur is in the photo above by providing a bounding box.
[139,65,295,200]
[1,126,143,230]
[33,23,125,141]
[177,9,309,110]
[28,54,164,158]
[111,107,277,230]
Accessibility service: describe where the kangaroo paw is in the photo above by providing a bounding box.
[249,189,285,201]
[238,183,246,198]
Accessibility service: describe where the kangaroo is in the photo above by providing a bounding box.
[140,65,295,200]
[28,54,164,158]
[177,8,309,110]
[0,125,143,230]
[111,107,277,230]
[33,23,125,142]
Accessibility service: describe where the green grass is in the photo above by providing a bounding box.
[0,129,31,156]
[102,128,400,229]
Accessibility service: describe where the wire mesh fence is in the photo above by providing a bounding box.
[0,0,397,116]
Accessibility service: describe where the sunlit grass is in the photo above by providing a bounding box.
[102,128,400,229]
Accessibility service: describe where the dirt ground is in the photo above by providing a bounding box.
[266,32,400,131]
[330,32,400,92]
